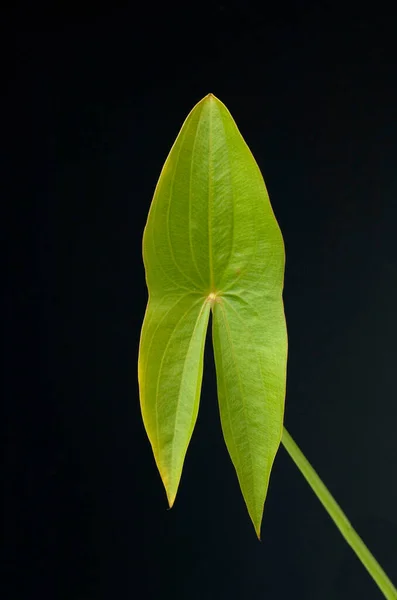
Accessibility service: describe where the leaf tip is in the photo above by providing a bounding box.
[203,92,219,104]
[166,490,176,509]
[253,513,263,540]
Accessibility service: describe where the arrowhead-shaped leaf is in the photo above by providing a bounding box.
[138,94,288,536]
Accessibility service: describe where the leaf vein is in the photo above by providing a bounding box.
[170,299,209,475]
[217,302,257,509]
[166,129,202,291]
[142,293,199,451]
[189,106,208,288]
[153,297,205,476]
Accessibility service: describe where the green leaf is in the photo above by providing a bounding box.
[138,94,287,537]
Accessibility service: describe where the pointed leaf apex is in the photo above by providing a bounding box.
[203,92,220,104]
[163,475,177,508]
[253,515,263,540]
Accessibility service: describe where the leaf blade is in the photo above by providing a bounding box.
[139,94,287,534]
[212,292,287,537]
[139,96,220,504]
[205,96,288,536]
[139,293,210,505]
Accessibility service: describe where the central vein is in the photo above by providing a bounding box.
[208,101,214,290]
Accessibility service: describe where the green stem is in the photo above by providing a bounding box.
[281,427,397,599]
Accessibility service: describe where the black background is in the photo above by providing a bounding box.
[4,2,397,599]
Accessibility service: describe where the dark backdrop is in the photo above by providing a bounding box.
[4,2,397,599]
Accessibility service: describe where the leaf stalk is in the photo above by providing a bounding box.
[281,428,397,599]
